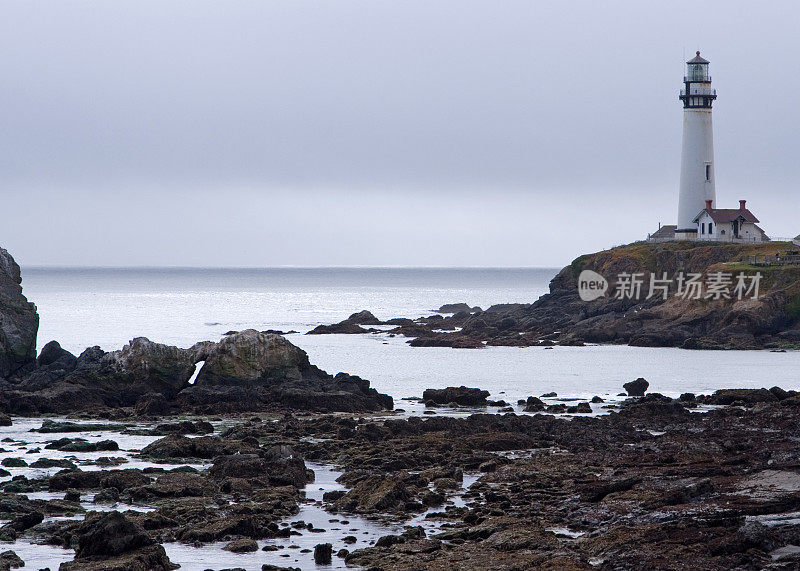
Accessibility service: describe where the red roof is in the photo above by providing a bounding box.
[694,208,759,224]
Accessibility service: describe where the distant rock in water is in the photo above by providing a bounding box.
[307,310,383,334]
[422,386,490,406]
[624,378,649,397]
[0,247,38,379]
[434,303,482,314]
[0,329,393,416]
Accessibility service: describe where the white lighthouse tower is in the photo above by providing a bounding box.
[676,51,717,238]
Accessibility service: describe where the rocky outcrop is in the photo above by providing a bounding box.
[58,511,176,571]
[307,310,383,334]
[178,330,393,413]
[423,386,490,406]
[311,242,800,350]
[0,247,38,379]
[623,377,649,396]
[0,330,392,415]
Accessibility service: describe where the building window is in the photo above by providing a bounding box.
[708,222,713,233]
[705,165,711,181]
[721,229,725,235]
[701,223,705,234]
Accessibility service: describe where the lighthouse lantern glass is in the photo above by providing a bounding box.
[687,63,709,82]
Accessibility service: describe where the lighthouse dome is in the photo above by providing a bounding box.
[687,51,709,64]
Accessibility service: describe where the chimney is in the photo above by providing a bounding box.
[705,199,713,210]
[739,199,747,210]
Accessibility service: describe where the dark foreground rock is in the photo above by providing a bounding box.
[0,330,392,415]
[58,511,176,570]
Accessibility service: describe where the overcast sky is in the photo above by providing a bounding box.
[1,0,798,267]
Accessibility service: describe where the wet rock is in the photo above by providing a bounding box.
[49,468,150,492]
[422,386,490,406]
[0,550,24,570]
[29,458,77,469]
[313,543,332,564]
[334,471,417,514]
[435,303,481,314]
[591,395,604,403]
[0,415,11,427]
[45,438,119,452]
[702,388,778,406]
[140,434,253,460]
[540,392,557,398]
[152,420,214,435]
[35,420,123,433]
[623,377,649,397]
[59,511,176,570]
[223,538,259,553]
[1,511,43,532]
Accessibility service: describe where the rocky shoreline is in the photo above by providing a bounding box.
[2,385,800,569]
[4,244,800,569]
[309,241,800,350]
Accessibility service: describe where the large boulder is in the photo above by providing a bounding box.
[0,247,38,379]
[177,330,393,413]
[423,386,490,406]
[191,330,309,385]
[58,511,176,571]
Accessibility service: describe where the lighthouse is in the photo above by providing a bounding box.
[676,52,717,237]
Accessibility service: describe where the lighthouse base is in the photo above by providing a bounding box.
[675,229,698,241]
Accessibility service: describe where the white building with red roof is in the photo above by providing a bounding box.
[693,199,767,243]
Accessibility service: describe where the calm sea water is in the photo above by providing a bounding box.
[21,267,800,401]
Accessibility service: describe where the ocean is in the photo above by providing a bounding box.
[21,266,800,403]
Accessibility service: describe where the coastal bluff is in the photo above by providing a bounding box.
[312,241,800,350]
[0,247,38,378]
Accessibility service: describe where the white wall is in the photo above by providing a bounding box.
[678,109,716,230]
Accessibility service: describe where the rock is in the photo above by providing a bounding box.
[435,303,481,314]
[313,543,333,564]
[0,550,24,570]
[702,388,778,406]
[623,378,649,397]
[177,330,393,413]
[64,490,81,502]
[0,415,11,427]
[223,539,259,553]
[45,438,119,452]
[591,396,604,403]
[344,310,382,325]
[0,247,39,379]
[140,434,252,460]
[59,511,175,570]
[1,511,43,532]
[1,458,26,467]
[422,386,490,406]
[523,396,545,412]
[541,392,557,398]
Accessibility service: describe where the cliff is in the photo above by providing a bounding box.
[320,241,800,350]
[0,247,39,378]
